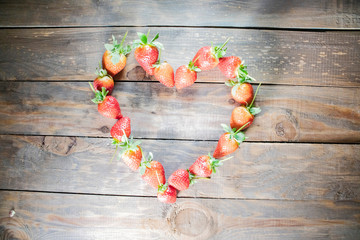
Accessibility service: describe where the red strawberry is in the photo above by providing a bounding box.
[189,154,222,178]
[218,56,242,78]
[102,33,132,76]
[133,31,163,75]
[157,184,177,204]
[111,117,131,142]
[90,85,122,119]
[174,60,201,89]
[168,169,195,191]
[226,81,254,105]
[93,65,114,94]
[139,153,166,189]
[213,124,248,158]
[192,38,229,71]
[230,83,261,130]
[153,51,174,87]
[115,134,142,171]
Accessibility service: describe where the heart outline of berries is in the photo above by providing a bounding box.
[90,30,261,204]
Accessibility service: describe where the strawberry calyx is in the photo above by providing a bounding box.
[104,32,132,65]
[152,49,163,68]
[113,133,141,155]
[157,182,168,193]
[133,30,164,50]
[206,153,223,174]
[89,84,108,104]
[187,169,196,185]
[139,152,154,176]
[211,37,230,59]
[246,83,262,116]
[221,123,248,144]
[95,63,110,78]
[236,63,256,83]
[187,58,201,73]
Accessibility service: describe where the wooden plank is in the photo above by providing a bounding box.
[0,82,359,143]
[1,135,359,201]
[0,191,359,239]
[0,27,359,87]
[0,0,359,29]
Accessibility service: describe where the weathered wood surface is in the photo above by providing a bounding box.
[0,28,359,87]
[0,191,359,240]
[0,82,359,143]
[0,135,359,201]
[0,0,359,29]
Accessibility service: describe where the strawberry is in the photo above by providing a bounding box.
[230,83,261,130]
[174,59,201,89]
[189,154,223,178]
[133,31,164,75]
[102,33,132,76]
[218,56,242,78]
[153,51,174,87]
[111,117,131,142]
[115,134,142,171]
[139,152,166,189]
[168,169,195,191]
[89,85,122,119]
[213,124,248,159]
[226,81,254,105]
[93,65,114,94]
[157,184,177,204]
[192,38,230,71]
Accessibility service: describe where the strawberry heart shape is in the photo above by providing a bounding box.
[90,31,261,204]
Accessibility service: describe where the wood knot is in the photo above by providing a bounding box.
[166,201,217,240]
[0,217,32,239]
[99,126,110,134]
[126,66,147,80]
[274,109,299,141]
[228,99,235,105]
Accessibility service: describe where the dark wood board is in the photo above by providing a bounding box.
[0,28,359,87]
[0,0,359,29]
[0,191,359,240]
[1,135,359,201]
[0,82,359,143]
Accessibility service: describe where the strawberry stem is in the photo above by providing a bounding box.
[219,37,230,50]
[120,31,128,47]
[110,145,118,163]
[219,156,234,162]
[193,55,200,64]
[89,82,96,93]
[193,176,211,180]
[249,83,261,109]
[234,121,251,134]
[155,170,161,186]
[146,29,150,39]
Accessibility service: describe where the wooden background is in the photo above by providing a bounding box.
[0,0,359,239]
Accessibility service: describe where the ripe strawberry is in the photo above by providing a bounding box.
[93,65,114,94]
[133,31,164,75]
[218,56,242,78]
[90,85,122,119]
[230,83,261,130]
[115,134,142,171]
[189,154,222,178]
[102,33,132,76]
[192,38,230,71]
[174,60,201,89]
[111,117,131,142]
[213,124,248,159]
[153,51,174,87]
[157,184,177,204]
[168,169,195,191]
[139,152,166,189]
[226,80,254,105]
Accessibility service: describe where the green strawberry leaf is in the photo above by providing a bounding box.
[151,33,159,43]
[137,32,147,44]
[110,52,121,65]
[234,132,246,143]
[249,107,261,115]
[152,41,164,50]
[221,124,232,133]
[158,183,167,193]
[105,43,114,52]
[91,87,108,104]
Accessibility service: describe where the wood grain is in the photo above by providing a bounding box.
[0,27,359,87]
[0,0,359,29]
[1,135,359,201]
[0,191,359,240]
[0,82,359,143]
